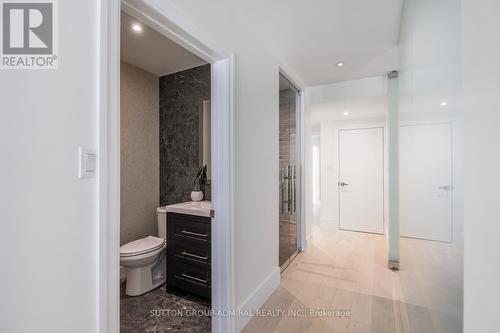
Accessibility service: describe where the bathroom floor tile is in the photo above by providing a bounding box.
[120,282,211,332]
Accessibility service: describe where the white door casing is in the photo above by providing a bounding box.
[100,1,236,332]
[339,127,385,234]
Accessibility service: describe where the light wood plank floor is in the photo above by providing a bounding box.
[242,230,463,333]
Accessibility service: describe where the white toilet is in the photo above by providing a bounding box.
[120,207,167,296]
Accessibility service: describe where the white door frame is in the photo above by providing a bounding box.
[98,1,236,332]
[337,126,385,234]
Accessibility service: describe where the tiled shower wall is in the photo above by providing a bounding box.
[159,64,211,205]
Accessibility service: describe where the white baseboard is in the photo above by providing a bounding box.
[235,267,280,332]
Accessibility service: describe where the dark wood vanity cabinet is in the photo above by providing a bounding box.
[166,212,211,299]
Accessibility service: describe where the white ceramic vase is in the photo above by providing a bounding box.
[191,190,204,202]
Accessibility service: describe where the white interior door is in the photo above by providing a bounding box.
[339,128,384,234]
[400,123,453,242]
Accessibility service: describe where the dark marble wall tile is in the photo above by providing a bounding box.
[160,64,211,206]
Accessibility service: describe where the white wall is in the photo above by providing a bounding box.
[0,1,98,332]
[315,115,463,240]
[303,101,315,244]
[462,0,500,331]
[319,118,387,230]
[307,76,389,231]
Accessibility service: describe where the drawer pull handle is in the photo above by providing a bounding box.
[181,230,208,238]
[181,273,208,284]
[182,251,208,260]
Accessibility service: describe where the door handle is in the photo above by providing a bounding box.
[182,251,208,261]
[293,165,296,214]
[181,230,208,238]
[281,165,297,214]
[281,165,289,214]
[338,182,349,187]
[280,165,285,214]
[290,165,295,214]
[287,165,293,213]
[181,273,208,284]
[438,185,451,190]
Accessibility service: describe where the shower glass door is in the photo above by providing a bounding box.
[279,73,301,271]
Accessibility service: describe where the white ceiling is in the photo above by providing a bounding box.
[235,0,403,86]
[308,71,463,127]
[311,96,388,125]
[310,90,462,127]
[120,11,206,76]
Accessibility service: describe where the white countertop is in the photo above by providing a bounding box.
[160,201,213,218]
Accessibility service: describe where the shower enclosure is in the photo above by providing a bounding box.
[279,73,301,271]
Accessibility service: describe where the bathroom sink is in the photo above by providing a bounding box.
[163,201,213,218]
[182,201,212,211]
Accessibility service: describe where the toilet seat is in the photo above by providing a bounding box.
[120,236,166,257]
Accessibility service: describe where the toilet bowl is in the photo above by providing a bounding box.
[120,207,167,296]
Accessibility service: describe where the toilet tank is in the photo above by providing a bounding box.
[157,207,167,239]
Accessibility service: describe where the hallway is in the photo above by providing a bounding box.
[243,230,462,333]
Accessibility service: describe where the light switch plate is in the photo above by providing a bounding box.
[79,147,97,179]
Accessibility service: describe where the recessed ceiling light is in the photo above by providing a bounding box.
[343,111,349,116]
[440,101,448,106]
[337,62,344,67]
[131,23,143,33]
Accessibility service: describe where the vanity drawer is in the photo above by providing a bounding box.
[169,213,211,242]
[171,238,211,266]
[170,260,211,298]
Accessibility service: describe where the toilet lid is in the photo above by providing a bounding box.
[120,236,166,257]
